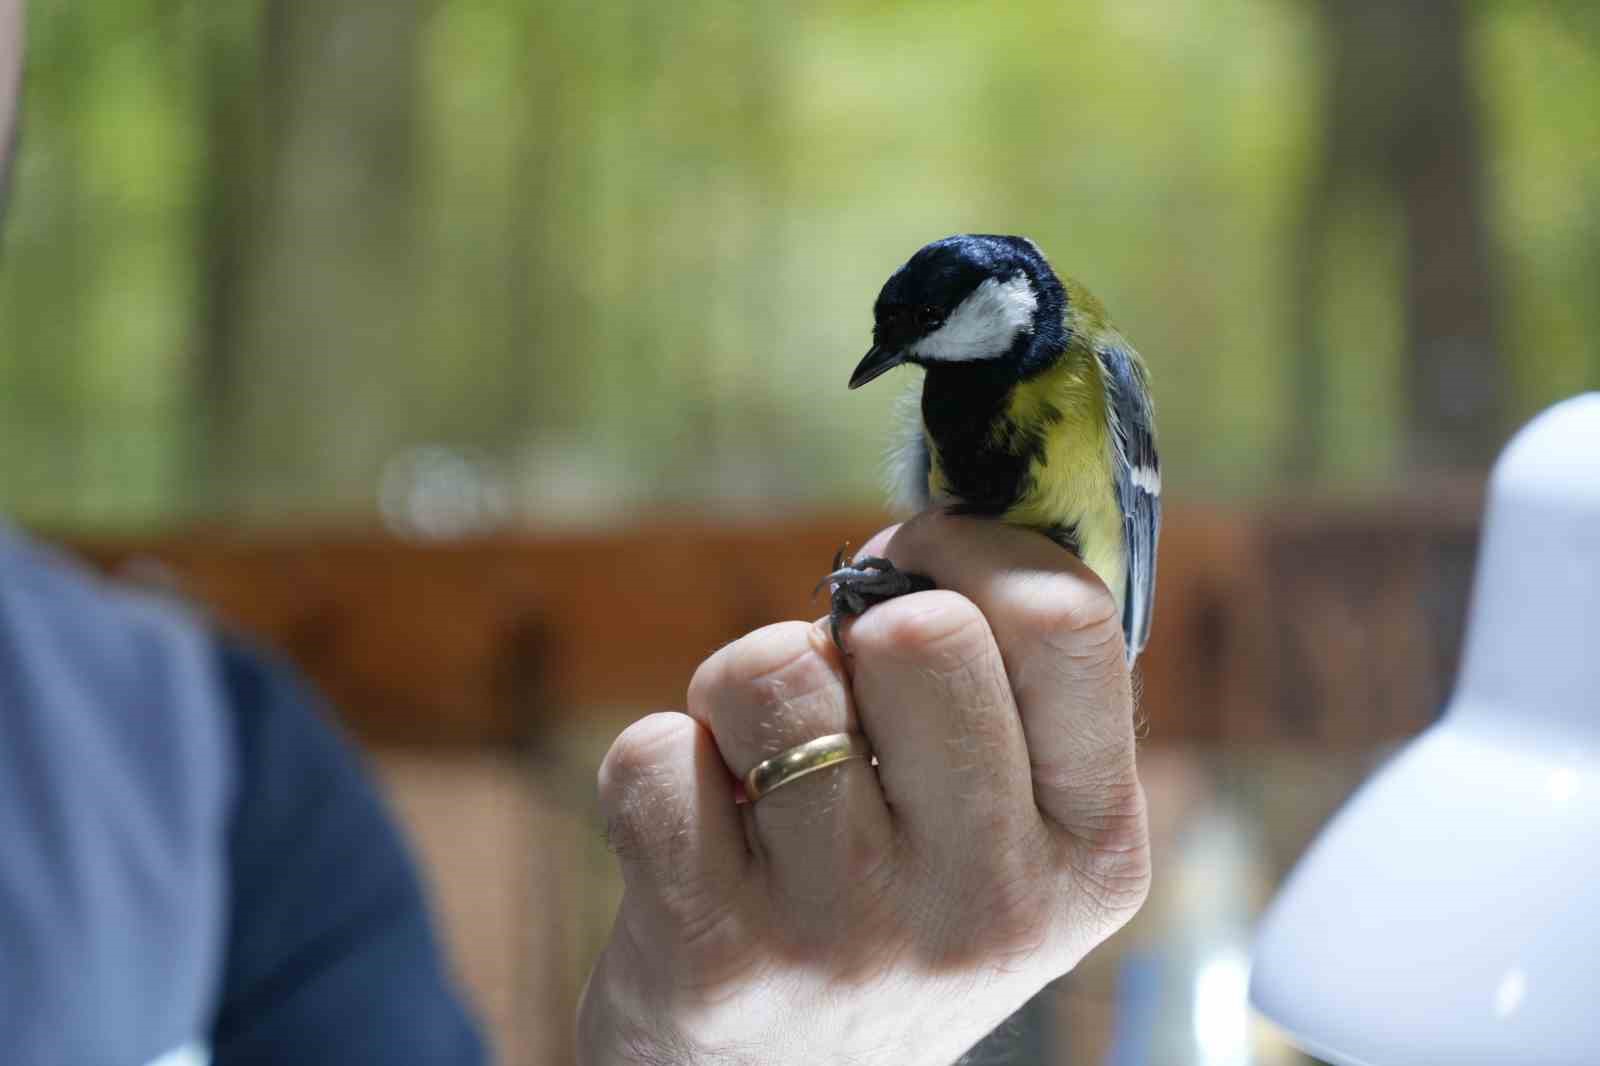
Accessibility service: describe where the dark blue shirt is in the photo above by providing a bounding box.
[0,526,485,1065]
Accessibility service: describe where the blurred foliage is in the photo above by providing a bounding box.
[0,0,1594,528]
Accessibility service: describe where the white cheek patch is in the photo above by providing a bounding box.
[910,273,1038,362]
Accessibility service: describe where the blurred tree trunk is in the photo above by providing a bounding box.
[1291,0,1505,474]
[497,20,552,451]
[501,2,581,452]
[192,7,263,515]
[205,0,423,516]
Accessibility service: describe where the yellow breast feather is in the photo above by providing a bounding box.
[997,349,1129,612]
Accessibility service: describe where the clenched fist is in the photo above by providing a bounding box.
[579,514,1151,1066]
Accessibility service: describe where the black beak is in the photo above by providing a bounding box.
[848,345,907,389]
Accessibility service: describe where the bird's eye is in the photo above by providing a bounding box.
[916,306,942,330]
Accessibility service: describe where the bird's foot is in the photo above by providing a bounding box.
[817,548,936,650]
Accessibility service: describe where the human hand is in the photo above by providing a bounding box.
[578,513,1151,1066]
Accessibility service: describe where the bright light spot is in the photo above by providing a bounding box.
[1547,767,1580,807]
[145,1045,209,1066]
[379,445,509,539]
[1193,949,1252,1066]
[1494,967,1526,1019]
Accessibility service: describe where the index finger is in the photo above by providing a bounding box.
[870,512,1138,835]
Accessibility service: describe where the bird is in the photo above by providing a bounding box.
[825,233,1160,664]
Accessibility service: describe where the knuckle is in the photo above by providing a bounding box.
[597,713,699,872]
[689,622,854,766]
[1011,571,1124,658]
[688,621,819,713]
[598,712,690,810]
[1071,844,1153,926]
[856,590,992,669]
[1063,780,1153,923]
[599,718,740,910]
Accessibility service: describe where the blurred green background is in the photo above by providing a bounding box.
[8,7,1593,1063]
[2,0,1596,530]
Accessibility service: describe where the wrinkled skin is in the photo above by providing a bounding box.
[580,514,1151,1066]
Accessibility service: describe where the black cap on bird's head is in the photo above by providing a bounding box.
[850,234,1066,389]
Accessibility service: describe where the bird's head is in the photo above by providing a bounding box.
[849,234,1066,389]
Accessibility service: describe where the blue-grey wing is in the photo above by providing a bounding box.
[1097,340,1161,663]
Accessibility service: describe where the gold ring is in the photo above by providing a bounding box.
[744,732,874,802]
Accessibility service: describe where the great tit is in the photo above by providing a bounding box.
[828,234,1161,664]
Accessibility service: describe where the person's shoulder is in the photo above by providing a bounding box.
[0,523,218,684]
[0,515,236,807]
[0,525,485,1064]
[0,529,239,1062]
[0,519,235,836]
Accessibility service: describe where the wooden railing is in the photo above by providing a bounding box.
[61,496,1484,749]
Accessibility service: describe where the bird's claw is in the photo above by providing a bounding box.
[817,550,936,650]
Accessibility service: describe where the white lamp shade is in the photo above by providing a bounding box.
[1249,393,1600,1066]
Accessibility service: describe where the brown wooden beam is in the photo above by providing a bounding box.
[55,498,1481,750]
